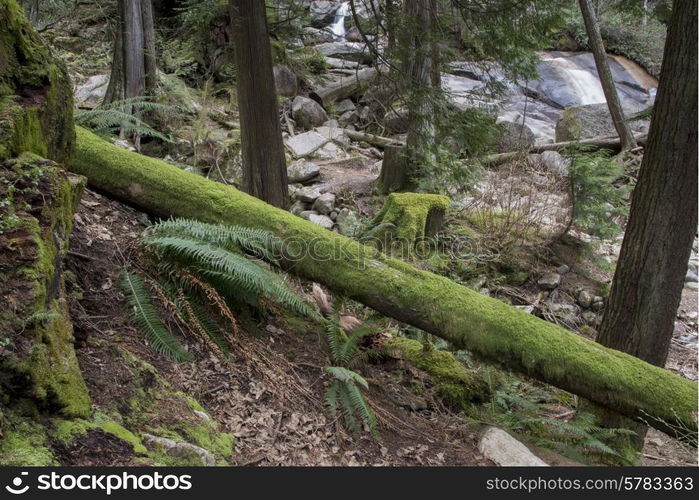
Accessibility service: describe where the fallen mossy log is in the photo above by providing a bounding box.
[481,133,648,167]
[70,127,698,443]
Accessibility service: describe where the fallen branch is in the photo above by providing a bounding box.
[481,133,649,167]
[69,126,698,443]
[342,129,405,148]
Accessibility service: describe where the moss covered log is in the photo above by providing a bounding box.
[70,126,698,442]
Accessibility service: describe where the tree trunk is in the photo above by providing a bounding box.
[104,0,157,106]
[122,0,145,101]
[595,0,698,447]
[378,145,408,193]
[401,0,437,191]
[70,126,699,443]
[577,0,637,151]
[141,0,157,94]
[230,0,289,209]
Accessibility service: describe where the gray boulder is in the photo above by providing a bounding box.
[302,26,335,43]
[336,208,360,236]
[286,131,329,157]
[335,99,356,114]
[309,1,338,24]
[273,65,298,97]
[292,96,329,130]
[287,161,320,183]
[478,427,548,467]
[314,42,372,64]
[296,186,322,203]
[496,120,535,153]
[576,289,593,309]
[74,74,109,106]
[290,200,307,216]
[309,213,334,229]
[539,150,571,178]
[312,192,336,215]
[537,272,561,290]
[555,103,648,142]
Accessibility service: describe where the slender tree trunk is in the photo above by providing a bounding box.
[229,0,289,208]
[596,0,698,447]
[104,3,125,104]
[577,0,637,151]
[141,0,157,94]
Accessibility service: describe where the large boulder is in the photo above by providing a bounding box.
[291,96,328,130]
[496,120,536,153]
[555,103,649,142]
[286,131,329,158]
[273,65,298,97]
[309,0,339,25]
[287,160,320,183]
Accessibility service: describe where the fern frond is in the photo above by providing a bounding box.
[339,327,374,366]
[149,218,281,264]
[145,235,319,319]
[119,271,193,362]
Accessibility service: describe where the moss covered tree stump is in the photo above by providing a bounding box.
[361,192,449,257]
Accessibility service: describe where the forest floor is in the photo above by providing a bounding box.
[66,189,494,466]
[63,184,697,467]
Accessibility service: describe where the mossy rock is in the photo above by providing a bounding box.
[0,0,75,163]
[94,347,235,465]
[388,336,489,411]
[0,154,90,418]
[0,413,57,465]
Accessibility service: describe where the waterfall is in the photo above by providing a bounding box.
[329,2,350,39]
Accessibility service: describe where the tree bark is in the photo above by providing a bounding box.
[402,0,437,191]
[70,126,699,443]
[595,0,698,446]
[378,145,408,193]
[577,0,637,151]
[104,0,157,106]
[141,0,157,94]
[230,0,289,209]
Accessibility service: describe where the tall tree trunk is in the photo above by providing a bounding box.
[596,0,698,447]
[141,0,157,93]
[104,0,157,106]
[122,0,145,101]
[577,0,637,151]
[387,0,437,192]
[229,0,289,208]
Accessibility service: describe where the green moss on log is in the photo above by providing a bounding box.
[388,336,489,410]
[70,126,698,442]
[0,0,74,163]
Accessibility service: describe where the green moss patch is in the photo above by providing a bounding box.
[388,336,489,410]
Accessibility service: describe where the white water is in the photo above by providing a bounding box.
[547,56,606,105]
[329,2,350,39]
